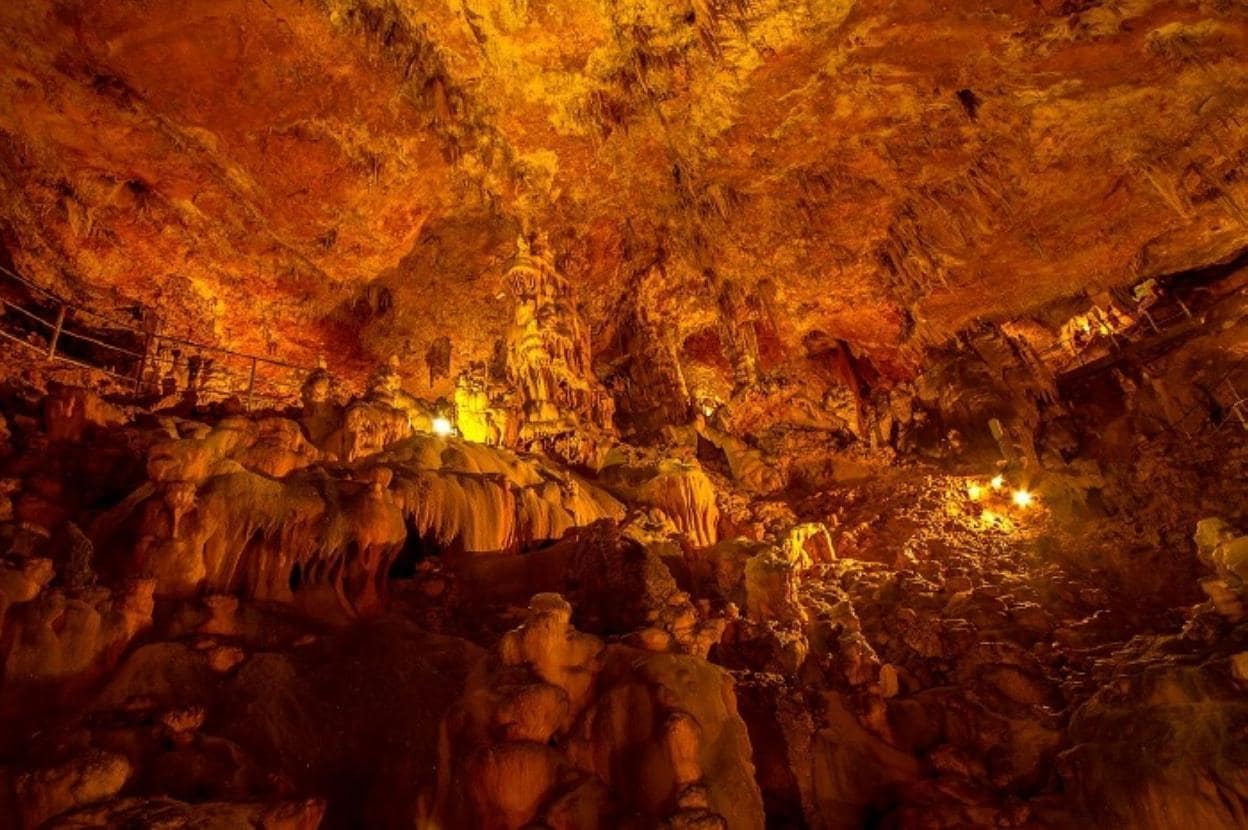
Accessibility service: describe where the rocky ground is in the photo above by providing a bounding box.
[0,352,1244,829]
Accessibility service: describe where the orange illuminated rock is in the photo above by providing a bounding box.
[694,418,785,495]
[0,555,54,622]
[453,360,514,446]
[783,522,836,568]
[503,237,614,444]
[127,413,622,616]
[603,457,721,547]
[43,796,326,830]
[15,749,132,829]
[0,5,1244,812]
[2,579,154,692]
[563,521,725,656]
[431,592,763,829]
[42,386,127,444]
[1059,625,1248,830]
[235,418,325,478]
[1195,518,1248,620]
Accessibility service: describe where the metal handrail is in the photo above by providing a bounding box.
[1168,351,1248,436]
[0,297,56,330]
[0,325,46,352]
[0,323,158,387]
[56,327,147,360]
[0,263,165,339]
[0,264,314,409]
[3,296,153,362]
[1034,305,1194,367]
[0,263,313,373]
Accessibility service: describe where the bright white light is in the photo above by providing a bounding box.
[967,483,985,501]
[990,474,1005,490]
[432,416,453,436]
[1012,489,1033,508]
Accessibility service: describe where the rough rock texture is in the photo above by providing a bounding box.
[0,336,1243,827]
[430,592,763,829]
[2,579,154,704]
[2,1,1246,388]
[1,3,1248,826]
[120,406,621,617]
[14,749,132,828]
[45,796,327,830]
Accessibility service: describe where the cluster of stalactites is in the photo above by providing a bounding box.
[126,409,624,619]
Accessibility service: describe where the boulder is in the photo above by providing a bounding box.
[431,593,764,829]
[15,749,131,828]
[42,385,126,443]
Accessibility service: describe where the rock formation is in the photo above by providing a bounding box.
[115,388,623,618]
[501,235,615,464]
[429,592,762,829]
[0,2,1246,827]
[0,301,1244,826]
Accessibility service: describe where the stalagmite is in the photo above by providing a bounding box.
[500,235,616,464]
[430,593,762,829]
[0,4,1245,826]
[2,580,155,692]
[602,456,721,547]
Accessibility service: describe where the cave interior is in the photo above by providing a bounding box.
[0,1,1247,828]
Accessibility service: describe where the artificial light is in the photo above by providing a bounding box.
[967,483,985,501]
[990,474,1005,490]
[432,416,453,436]
[1012,489,1033,508]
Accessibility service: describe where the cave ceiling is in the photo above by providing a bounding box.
[1,0,1246,386]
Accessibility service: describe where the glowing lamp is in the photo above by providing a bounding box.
[432,416,453,437]
[966,483,985,501]
[1012,489,1033,508]
[990,474,1005,490]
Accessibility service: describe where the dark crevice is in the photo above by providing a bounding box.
[1154,244,1248,297]
[956,88,980,120]
[388,529,443,580]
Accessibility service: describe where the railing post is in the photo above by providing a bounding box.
[245,357,257,411]
[46,303,66,360]
[135,333,152,392]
